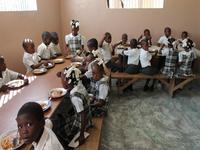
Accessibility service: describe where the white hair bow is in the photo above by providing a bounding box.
[63,66,81,84]
[24,38,33,43]
[95,57,104,66]
[70,20,80,28]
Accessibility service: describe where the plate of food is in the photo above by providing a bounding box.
[71,62,82,67]
[0,129,24,150]
[49,88,67,99]
[35,100,51,112]
[45,62,55,69]
[53,58,65,64]
[33,68,47,75]
[6,79,25,88]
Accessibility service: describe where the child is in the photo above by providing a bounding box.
[37,31,52,60]
[65,20,85,56]
[60,66,91,145]
[114,33,130,71]
[161,38,178,78]
[138,29,152,46]
[99,32,122,72]
[158,27,173,49]
[120,39,140,74]
[0,56,28,92]
[89,60,109,117]
[140,40,158,91]
[87,38,103,59]
[49,32,62,57]
[22,38,49,73]
[177,39,195,76]
[16,102,64,150]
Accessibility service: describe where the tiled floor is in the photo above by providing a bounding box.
[100,80,200,150]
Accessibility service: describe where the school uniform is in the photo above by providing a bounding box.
[70,81,91,131]
[161,48,178,78]
[139,48,157,75]
[65,33,84,55]
[92,48,104,59]
[32,127,64,150]
[23,52,41,72]
[48,42,61,57]
[101,41,122,72]
[158,35,172,46]
[37,43,51,60]
[123,48,140,74]
[177,50,195,76]
[89,75,109,116]
[0,69,19,88]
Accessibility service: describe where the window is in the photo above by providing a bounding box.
[0,0,37,12]
[108,0,164,9]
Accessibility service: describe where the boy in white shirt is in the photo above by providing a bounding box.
[121,39,140,74]
[99,32,122,72]
[158,27,173,50]
[37,31,52,60]
[0,56,28,92]
[49,32,62,58]
[140,40,158,91]
[16,102,64,150]
[22,38,49,73]
[65,20,85,56]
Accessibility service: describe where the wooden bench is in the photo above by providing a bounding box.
[109,71,200,97]
[75,117,104,150]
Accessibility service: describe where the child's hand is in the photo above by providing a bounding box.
[41,60,48,66]
[1,85,10,92]
[56,71,62,77]
[24,79,29,86]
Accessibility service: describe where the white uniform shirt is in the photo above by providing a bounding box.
[23,52,41,72]
[101,41,112,63]
[98,76,109,100]
[32,127,64,150]
[48,42,61,57]
[158,35,171,46]
[70,81,88,113]
[37,43,51,59]
[0,69,19,88]
[139,48,152,68]
[123,48,140,65]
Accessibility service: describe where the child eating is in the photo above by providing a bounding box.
[0,56,28,92]
[22,38,49,73]
[49,32,62,58]
[16,102,64,150]
[138,29,152,46]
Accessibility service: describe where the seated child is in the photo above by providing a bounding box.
[22,38,49,73]
[138,29,152,46]
[158,27,173,50]
[87,38,103,59]
[0,56,28,92]
[37,31,52,60]
[99,32,122,72]
[140,40,158,91]
[49,32,62,58]
[89,60,109,117]
[161,38,178,78]
[120,39,140,74]
[114,33,130,71]
[60,66,92,145]
[16,102,64,150]
[65,20,85,56]
[176,39,195,76]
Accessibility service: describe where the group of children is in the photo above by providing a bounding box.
[1,19,199,149]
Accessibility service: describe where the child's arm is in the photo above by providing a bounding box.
[99,34,106,48]
[113,41,122,50]
[138,35,143,42]
[0,85,10,92]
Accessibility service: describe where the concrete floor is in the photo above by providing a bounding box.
[100,80,200,150]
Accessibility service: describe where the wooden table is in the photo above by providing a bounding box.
[0,58,70,134]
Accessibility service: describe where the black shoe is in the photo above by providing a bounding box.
[143,85,149,91]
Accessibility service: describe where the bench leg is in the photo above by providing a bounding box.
[169,78,175,97]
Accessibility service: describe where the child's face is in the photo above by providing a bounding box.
[164,29,171,37]
[72,27,79,36]
[92,66,102,81]
[141,42,149,50]
[16,113,44,144]
[144,30,150,37]
[87,43,94,51]
[105,35,112,44]
[25,43,35,54]
[181,32,188,39]
[43,36,51,46]
[121,35,127,44]
[0,58,6,72]
[52,37,59,45]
